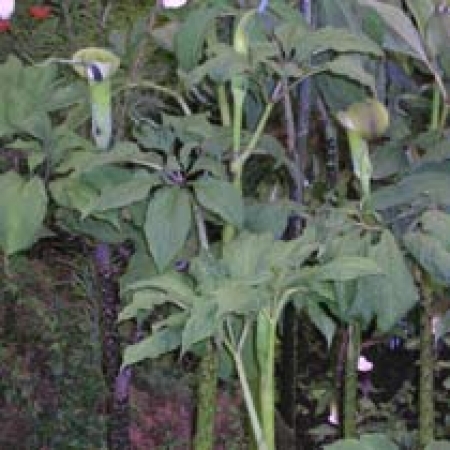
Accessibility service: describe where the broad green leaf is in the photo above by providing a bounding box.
[404,0,434,36]
[307,301,337,348]
[133,122,176,154]
[54,209,125,244]
[123,271,195,304]
[122,328,182,367]
[187,49,249,85]
[358,0,429,63]
[425,441,450,450]
[325,433,399,449]
[145,187,192,271]
[282,25,382,63]
[118,290,169,322]
[175,6,225,71]
[194,178,244,228]
[371,141,409,180]
[74,142,163,174]
[360,433,399,449]
[420,210,450,252]
[315,72,367,112]
[215,284,269,317]
[309,256,383,281]
[82,173,160,216]
[245,200,297,237]
[317,0,363,31]
[0,172,47,255]
[355,231,419,332]
[324,439,363,450]
[182,300,218,353]
[325,56,377,94]
[222,233,276,283]
[404,232,450,285]
[373,164,450,210]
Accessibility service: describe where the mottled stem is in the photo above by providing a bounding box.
[419,279,435,449]
[193,345,219,450]
[93,242,131,450]
[343,321,361,438]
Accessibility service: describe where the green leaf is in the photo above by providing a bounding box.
[122,328,182,368]
[133,122,176,154]
[372,164,450,210]
[420,210,450,252]
[123,271,195,305]
[277,24,382,63]
[245,200,294,237]
[425,441,450,450]
[324,439,363,450]
[0,172,47,255]
[404,232,450,285]
[187,48,249,85]
[354,231,419,332]
[325,56,377,94]
[360,433,399,449]
[404,0,434,36]
[222,233,276,282]
[358,0,429,63]
[118,289,169,322]
[309,256,383,282]
[324,433,399,449]
[145,187,192,271]
[215,284,268,317]
[307,301,336,348]
[82,173,160,216]
[74,142,163,174]
[194,178,244,228]
[175,6,225,71]
[182,300,218,353]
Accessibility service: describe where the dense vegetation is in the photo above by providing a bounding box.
[1,1,450,449]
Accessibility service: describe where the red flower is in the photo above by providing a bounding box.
[0,19,11,32]
[28,5,51,20]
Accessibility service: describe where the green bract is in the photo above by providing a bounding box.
[337,99,389,204]
[336,99,389,140]
[72,47,120,150]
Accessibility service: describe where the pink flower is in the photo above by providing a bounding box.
[0,0,14,20]
[161,0,188,8]
[357,355,373,372]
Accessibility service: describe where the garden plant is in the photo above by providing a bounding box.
[1,1,450,450]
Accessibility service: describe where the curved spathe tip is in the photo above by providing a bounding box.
[337,99,389,140]
[72,47,120,80]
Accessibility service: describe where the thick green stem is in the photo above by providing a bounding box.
[192,204,218,450]
[258,315,276,450]
[343,321,361,438]
[419,279,435,449]
[218,84,232,127]
[430,84,441,131]
[347,130,371,205]
[193,345,219,450]
[234,351,268,450]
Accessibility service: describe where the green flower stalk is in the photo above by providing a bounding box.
[72,47,120,150]
[223,9,254,243]
[337,99,389,206]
